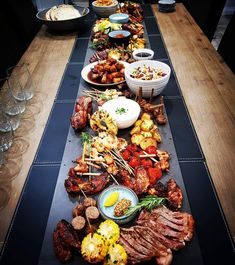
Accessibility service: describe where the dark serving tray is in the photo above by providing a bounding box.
[38,13,204,265]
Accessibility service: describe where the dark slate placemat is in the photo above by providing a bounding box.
[56,64,84,100]
[69,39,89,63]
[164,98,204,160]
[0,165,60,265]
[179,161,235,264]
[149,35,168,59]
[34,102,74,164]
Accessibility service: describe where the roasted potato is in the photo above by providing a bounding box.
[141,119,154,131]
[134,120,142,127]
[150,125,158,132]
[131,133,144,146]
[141,113,151,120]
[130,126,141,135]
[141,131,152,138]
[140,137,157,150]
[152,132,161,143]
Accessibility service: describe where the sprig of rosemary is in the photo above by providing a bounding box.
[125,195,166,216]
[81,132,91,145]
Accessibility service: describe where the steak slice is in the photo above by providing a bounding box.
[119,235,149,263]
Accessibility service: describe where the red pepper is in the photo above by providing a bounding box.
[126,144,139,153]
[147,167,162,185]
[141,158,153,168]
[121,149,131,161]
[129,156,141,168]
[145,146,157,155]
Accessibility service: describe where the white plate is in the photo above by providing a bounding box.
[81,60,129,86]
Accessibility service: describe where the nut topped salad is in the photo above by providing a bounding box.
[130,64,167,80]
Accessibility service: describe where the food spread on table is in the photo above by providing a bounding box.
[52,2,195,265]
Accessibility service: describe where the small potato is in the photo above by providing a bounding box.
[134,120,142,127]
[141,119,154,132]
[141,131,152,138]
[130,126,141,135]
[141,113,151,120]
[150,125,158,133]
[152,131,161,143]
[131,133,144,146]
[140,137,157,150]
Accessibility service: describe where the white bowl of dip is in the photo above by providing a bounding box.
[102,97,140,129]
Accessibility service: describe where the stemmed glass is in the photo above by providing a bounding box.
[7,63,35,101]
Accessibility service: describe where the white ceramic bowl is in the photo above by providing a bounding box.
[133,48,154,61]
[92,0,118,18]
[124,60,171,98]
[102,97,140,129]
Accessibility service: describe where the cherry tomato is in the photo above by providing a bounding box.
[147,167,162,185]
[126,144,139,153]
[121,149,131,161]
[141,158,153,168]
[129,156,141,168]
[145,146,157,155]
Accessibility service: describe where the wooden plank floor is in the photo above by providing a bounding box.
[152,3,235,241]
[0,26,77,251]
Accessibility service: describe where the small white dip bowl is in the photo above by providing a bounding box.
[102,97,140,129]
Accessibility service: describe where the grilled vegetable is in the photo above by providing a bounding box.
[97,220,120,245]
[141,119,154,131]
[81,233,108,263]
[104,243,128,265]
[131,133,144,145]
[140,137,157,150]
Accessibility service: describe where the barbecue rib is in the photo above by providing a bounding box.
[53,219,81,263]
[120,206,194,265]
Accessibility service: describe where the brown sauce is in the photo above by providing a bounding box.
[135,52,151,57]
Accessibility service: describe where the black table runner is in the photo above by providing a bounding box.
[1,4,234,265]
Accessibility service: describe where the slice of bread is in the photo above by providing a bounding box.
[45,5,81,21]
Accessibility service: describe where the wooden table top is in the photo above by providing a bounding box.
[0,3,234,252]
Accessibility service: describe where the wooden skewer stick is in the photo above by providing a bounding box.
[109,174,119,185]
[86,162,101,169]
[139,154,157,158]
[143,151,158,163]
[80,188,87,198]
[85,158,104,162]
[76,172,101,176]
[148,103,164,110]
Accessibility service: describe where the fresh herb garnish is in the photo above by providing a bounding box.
[81,132,91,145]
[125,195,166,216]
[115,107,128,115]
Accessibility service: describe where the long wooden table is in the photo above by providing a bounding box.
[0,2,234,258]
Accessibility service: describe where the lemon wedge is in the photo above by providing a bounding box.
[104,192,119,207]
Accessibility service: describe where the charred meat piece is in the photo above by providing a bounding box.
[148,179,183,211]
[70,96,92,131]
[134,166,150,195]
[166,178,183,210]
[64,173,110,195]
[53,219,81,263]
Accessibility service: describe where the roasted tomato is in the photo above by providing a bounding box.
[126,144,139,153]
[145,146,157,155]
[121,149,131,161]
[140,158,153,168]
[129,156,141,168]
[147,167,162,185]
[133,150,144,157]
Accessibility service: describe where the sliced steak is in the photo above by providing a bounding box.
[53,229,72,263]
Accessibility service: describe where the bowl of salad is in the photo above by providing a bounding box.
[124,60,171,98]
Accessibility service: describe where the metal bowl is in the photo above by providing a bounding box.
[36,5,90,32]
